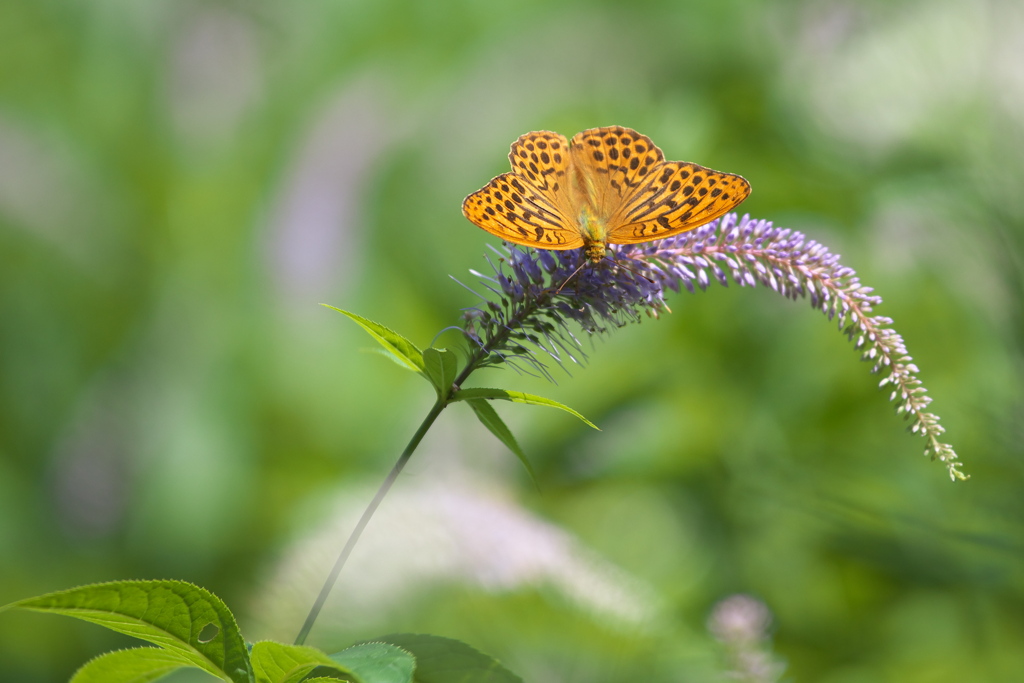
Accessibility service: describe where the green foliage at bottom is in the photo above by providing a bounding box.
[2,581,519,683]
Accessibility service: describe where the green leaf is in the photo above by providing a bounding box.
[2,580,252,683]
[466,399,538,489]
[323,305,424,374]
[70,647,186,683]
[368,634,522,683]
[450,388,599,430]
[422,348,459,400]
[330,642,416,683]
[365,347,422,370]
[251,641,359,683]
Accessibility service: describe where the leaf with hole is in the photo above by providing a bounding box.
[2,580,251,683]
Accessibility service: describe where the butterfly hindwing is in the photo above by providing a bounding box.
[461,172,584,250]
[609,162,751,244]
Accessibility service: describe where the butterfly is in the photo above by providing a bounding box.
[462,126,751,263]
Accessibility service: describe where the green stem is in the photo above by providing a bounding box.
[293,302,536,645]
[294,398,448,646]
[453,288,546,388]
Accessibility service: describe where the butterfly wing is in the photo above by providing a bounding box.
[462,172,584,250]
[463,131,583,250]
[607,161,750,244]
[567,126,665,220]
[508,130,571,195]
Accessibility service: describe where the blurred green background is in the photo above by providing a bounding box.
[2,0,1022,681]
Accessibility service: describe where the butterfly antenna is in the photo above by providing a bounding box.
[555,257,589,295]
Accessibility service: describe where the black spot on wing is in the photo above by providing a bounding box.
[463,167,590,251]
[508,130,570,192]
[569,126,666,200]
[613,162,750,240]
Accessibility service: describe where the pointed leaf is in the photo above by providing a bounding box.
[423,348,459,400]
[451,388,599,430]
[330,642,416,683]
[365,347,423,370]
[250,641,359,683]
[323,305,424,373]
[466,399,538,489]
[368,634,522,683]
[3,580,252,683]
[70,647,186,683]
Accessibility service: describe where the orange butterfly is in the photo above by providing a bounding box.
[463,126,750,263]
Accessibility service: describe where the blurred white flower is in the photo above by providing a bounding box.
[249,472,661,641]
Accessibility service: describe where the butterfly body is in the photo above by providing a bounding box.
[463,126,751,263]
[575,206,609,263]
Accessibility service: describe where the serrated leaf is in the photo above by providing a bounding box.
[3,580,252,683]
[70,647,185,683]
[251,641,359,683]
[423,348,458,400]
[368,634,522,683]
[451,388,599,430]
[466,399,538,489]
[330,642,416,683]
[322,305,424,374]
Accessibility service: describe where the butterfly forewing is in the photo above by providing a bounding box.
[608,162,751,244]
[461,172,584,250]
[568,127,666,219]
[570,127,666,194]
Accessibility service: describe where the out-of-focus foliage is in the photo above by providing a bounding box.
[1,0,1021,681]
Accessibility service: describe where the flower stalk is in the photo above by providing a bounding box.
[460,212,966,480]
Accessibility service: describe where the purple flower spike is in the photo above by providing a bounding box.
[458,213,966,481]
